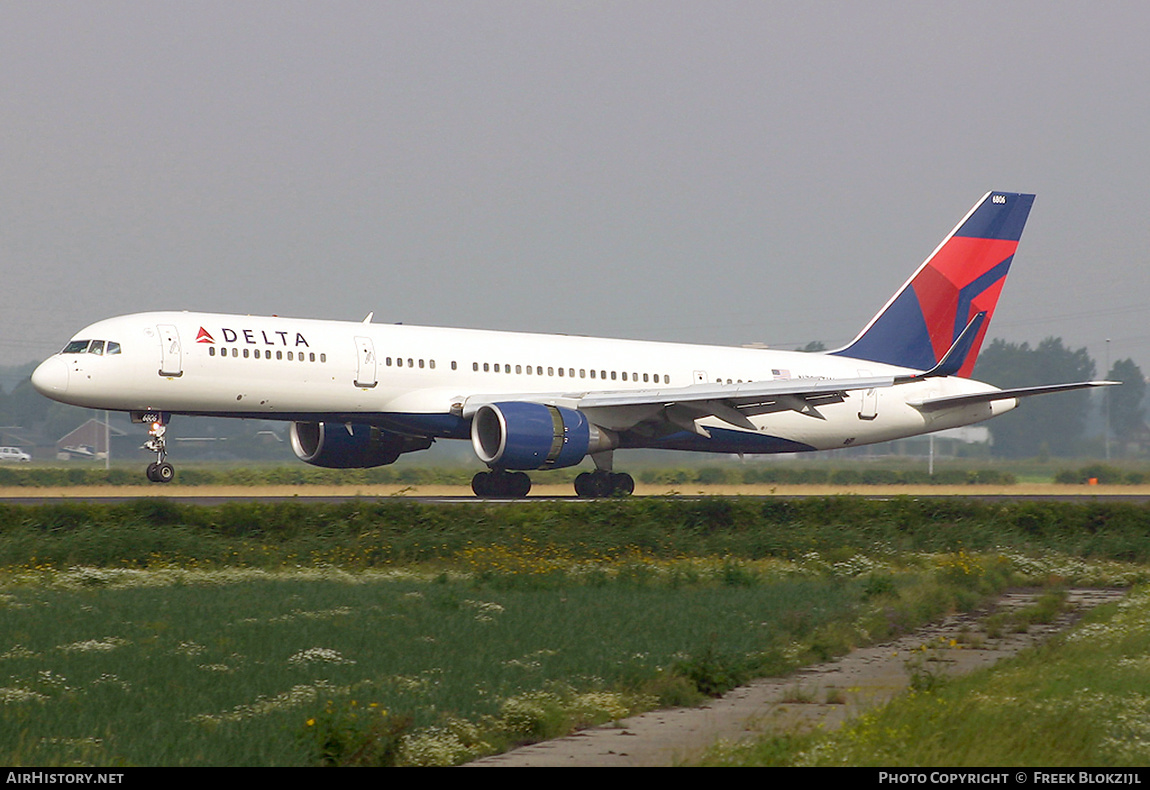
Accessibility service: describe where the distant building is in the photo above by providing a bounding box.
[54,418,127,461]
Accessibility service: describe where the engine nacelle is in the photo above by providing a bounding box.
[290,422,432,469]
[470,402,615,470]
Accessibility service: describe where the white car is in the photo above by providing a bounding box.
[0,446,31,462]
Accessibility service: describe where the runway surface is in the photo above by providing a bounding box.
[3,483,1150,506]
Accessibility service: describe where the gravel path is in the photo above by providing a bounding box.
[466,588,1126,767]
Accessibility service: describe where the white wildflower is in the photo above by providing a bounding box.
[59,636,129,653]
[287,647,356,666]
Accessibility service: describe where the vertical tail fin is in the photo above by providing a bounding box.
[832,191,1035,377]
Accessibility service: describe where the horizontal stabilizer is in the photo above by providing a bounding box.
[909,380,1119,413]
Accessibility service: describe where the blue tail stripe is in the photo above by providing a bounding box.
[835,288,935,371]
[952,255,1013,338]
[957,194,1035,241]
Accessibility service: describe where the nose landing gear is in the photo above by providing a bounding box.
[143,419,175,483]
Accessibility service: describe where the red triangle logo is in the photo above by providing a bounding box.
[196,327,215,344]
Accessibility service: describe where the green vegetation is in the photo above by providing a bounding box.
[7,497,1150,568]
[1,497,1149,766]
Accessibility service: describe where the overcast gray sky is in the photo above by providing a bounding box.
[3,2,1148,378]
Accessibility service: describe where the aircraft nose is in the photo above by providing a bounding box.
[31,357,69,395]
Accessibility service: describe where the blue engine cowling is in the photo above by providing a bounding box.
[470,402,600,470]
[290,421,432,469]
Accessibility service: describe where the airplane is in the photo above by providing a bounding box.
[30,191,1115,497]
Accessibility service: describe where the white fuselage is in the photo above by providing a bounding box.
[31,310,1014,456]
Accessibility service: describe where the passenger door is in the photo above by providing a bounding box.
[354,336,377,388]
[158,325,183,377]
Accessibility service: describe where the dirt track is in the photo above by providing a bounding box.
[465,588,1127,767]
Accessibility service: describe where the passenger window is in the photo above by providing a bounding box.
[310,353,316,362]
[209,347,216,357]
[287,351,293,360]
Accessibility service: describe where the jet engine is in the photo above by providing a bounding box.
[470,402,615,470]
[290,421,432,468]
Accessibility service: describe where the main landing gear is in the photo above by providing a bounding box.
[574,470,634,498]
[470,468,636,499]
[472,469,532,498]
[574,451,634,498]
[143,419,175,483]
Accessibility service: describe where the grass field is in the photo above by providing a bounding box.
[2,496,1149,766]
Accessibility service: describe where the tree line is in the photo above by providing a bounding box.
[972,338,1145,458]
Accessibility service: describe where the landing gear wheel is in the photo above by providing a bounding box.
[472,470,532,498]
[145,461,175,483]
[611,472,635,496]
[575,471,634,498]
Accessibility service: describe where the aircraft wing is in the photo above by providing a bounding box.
[460,374,896,435]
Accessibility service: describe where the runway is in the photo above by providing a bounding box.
[3,483,1150,506]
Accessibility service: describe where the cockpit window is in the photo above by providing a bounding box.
[61,339,121,355]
